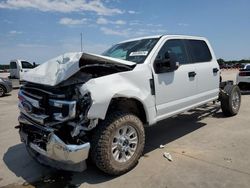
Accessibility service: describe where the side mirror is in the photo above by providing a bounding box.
[154,51,179,74]
[33,62,36,67]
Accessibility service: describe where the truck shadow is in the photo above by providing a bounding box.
[144,103,222,154]
[0,93,11,98]
[3,103,222,187]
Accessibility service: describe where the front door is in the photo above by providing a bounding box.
[153,39,197,120]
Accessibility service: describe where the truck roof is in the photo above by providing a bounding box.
[119,34,207,43]
[10,59,29,62]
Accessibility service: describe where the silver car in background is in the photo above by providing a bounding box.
[0,77,13,97]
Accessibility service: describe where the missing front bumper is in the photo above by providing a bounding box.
[18,115,90,172]
[30,133,90,164]
[28,133,90,172]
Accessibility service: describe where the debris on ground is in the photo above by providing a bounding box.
[224,157,232,163]
[163,152,173,161]
[143,154,149,158]
[159,144,165,149]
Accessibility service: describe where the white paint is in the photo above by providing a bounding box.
[23,52,82,86]
[23,52,135,86]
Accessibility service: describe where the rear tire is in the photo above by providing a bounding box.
[91,112,145,175]
[220,85,241,116]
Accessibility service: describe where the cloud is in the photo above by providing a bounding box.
[100,27,129,37]
[129,20,141,26]
[114,20,126,25]
[100,26,167,38]
[128,10,137,14]
[96,17,108,24]
[0,0,123,16]
[178,23,189,27]
[146,23,163,27]
[129,21,163,27]
[17,43,48,48]
[59,17,88,25]
[9,30,22,35]
[96,17,126,25]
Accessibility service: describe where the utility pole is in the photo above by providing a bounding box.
[80,32,83,52]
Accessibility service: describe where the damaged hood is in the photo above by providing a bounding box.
[23,52,136,86]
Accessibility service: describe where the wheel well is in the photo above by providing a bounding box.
[0,84,6,92]
[107,97,147,124]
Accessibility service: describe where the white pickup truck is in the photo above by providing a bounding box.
[9,59,34,79]
[17,35,241,175]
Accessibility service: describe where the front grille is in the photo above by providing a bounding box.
[18,84,77,126]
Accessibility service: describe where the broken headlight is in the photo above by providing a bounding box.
[49,99,76,121]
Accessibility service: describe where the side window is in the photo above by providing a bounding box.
[186,40,212,63]
[10,62,17,69]
[21,61,33,69]
[156,39,189,65]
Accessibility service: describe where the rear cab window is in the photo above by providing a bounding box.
[10,62,17,69]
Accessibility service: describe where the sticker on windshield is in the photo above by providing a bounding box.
[129,51,148,56]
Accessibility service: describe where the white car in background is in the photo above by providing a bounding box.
[236,64,250,92]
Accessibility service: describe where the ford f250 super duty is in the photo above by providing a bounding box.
[16,35,241,175]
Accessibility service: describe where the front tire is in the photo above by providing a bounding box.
[91,112,145,175]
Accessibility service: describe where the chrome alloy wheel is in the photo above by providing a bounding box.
[232,91,240,110]
[111,125,138,163]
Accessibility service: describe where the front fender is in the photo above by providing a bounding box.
[79,70,155,122]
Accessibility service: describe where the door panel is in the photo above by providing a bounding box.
[154,65,197,117]
[184,39,219,102]
[153,39,197,118]
[195,62,219,101]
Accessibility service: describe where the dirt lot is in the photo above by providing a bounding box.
[1,70,250,188]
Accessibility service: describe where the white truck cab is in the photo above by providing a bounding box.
[17,35,241,175]
[9,59,34,79]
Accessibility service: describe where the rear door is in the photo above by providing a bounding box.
[184,39,219,103]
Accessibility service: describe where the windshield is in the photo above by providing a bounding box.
[103,38,159,64]
[21,61,33,69]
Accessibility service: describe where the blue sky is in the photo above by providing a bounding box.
[0,0,249,64]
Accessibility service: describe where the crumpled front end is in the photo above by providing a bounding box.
[17,82,94,172]
[16,51,137,171]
